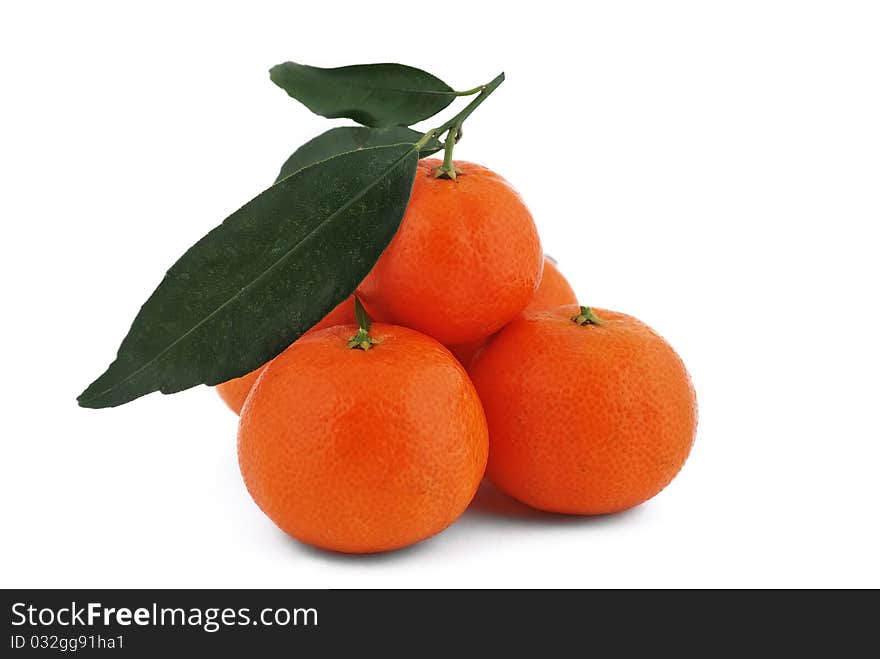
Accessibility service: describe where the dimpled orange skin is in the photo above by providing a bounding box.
[446,337,490,369]
[238,323,489,554]
[524,257,577,315]
[357,159,544,345]
[215,296,357,414]
[447,256,578,367]
[469,305,697,515]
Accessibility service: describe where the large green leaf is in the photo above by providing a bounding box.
[78,144,419,408]
[276,126,442,182]
[269,62,456,127]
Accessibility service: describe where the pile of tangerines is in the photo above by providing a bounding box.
[221,158,698,554]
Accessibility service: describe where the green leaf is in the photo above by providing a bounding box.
[353,297,371,332]
[78,144,419,409]
[276,126,442,182]
[269,62,456,127]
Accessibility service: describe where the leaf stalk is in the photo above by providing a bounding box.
[414,72,505,154]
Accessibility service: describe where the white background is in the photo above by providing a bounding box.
[2,1,878,588]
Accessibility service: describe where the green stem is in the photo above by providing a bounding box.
[434,122,463,180]
[434,72,505,136]
[442,125,458,170]
[348,297,380,350]
[572,306,602,326]
[414,72,505,152]
[453,85,485,96]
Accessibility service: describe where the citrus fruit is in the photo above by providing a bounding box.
[446,337,489,369]
[215,296,356,414]
[446,255,578,367]
[238,322,489,553]
[357,159,543,344]
[469,305,697,514]
[524,256,577,314]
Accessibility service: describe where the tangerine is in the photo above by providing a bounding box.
[524,256,577,315]
[238,322,489,553]
[469,305,697,514]
[447,256,578,367]
[357,159,543,344]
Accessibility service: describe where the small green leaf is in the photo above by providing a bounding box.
[277,126,442,182]
[78,144,419,408]
[270,62,456,127]
[353,297,371,332]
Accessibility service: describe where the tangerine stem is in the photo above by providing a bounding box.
[414,72,505,152]
[433,72,505,136]
[434,122,463,180]
[572,306,602,326]
[348,298,380,350]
